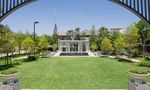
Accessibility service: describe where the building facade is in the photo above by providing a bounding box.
[57,28,122,53]
[58,40,90,53]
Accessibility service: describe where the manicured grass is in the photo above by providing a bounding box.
[0,57,150,89]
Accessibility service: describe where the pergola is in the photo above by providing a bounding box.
[0,0,150,27]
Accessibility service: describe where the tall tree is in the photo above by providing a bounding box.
[52,23,58,44]
[53,23,58,34]
[38,35,49,52]
[75,27,80,40]
[91,25,96,35]
[98,26,110,50]
[22,37,35,55]
[67,30,76,40]
[14,32,25,54]
[89,25,97,50]
[125,24,140,58]
[101,37,113,55]
[0,25,14,65]
[114,35,125,57]
[135,20,150,57]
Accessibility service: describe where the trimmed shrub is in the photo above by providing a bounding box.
[25,55,38,62]
[138,60,150,67]
[1,68,19,75]
[145,57,150,61]
[129,67,150,74]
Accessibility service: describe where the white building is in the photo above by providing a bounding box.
[58,40,90,53]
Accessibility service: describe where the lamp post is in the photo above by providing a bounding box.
[33,21,39,42]
[33,21,39,56]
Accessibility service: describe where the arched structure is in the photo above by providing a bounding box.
[110,0,150,26]
[0,0,150,26]
[0,0,36,22]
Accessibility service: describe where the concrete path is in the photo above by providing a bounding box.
[87,51,96,57]
[53,51,61,57]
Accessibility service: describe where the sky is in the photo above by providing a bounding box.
[1,0,140,35]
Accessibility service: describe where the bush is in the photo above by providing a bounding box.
[25,55,38,62]
[145,57,150,61]
[129,67,150,74]
[117,57,133,63]
[138,60,150,67]
[1,68,19,75]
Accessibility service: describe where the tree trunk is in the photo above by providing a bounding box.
[142,40,148,58]
[115,51,119,58]
[6,52,9,65]
[12,51,14,56]
[19,45,21,54]
[26,50,28,55]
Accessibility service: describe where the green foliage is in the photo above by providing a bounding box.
[114,35,125,56]
[91,42,98,51]
[89,25,98,50]
[38,35,49,50]
[135,20,147,31]
[1,68,19,75]
[75,27,80,40]
[138,60,150,67]
[52,23,58,44]
[14,32,26,54]
[52,43,58,51]
[0,25,14,52]
[101,37,113,54]
[26,55,38,62]
[67,30,77,40]
[0,25,16,65]
[129,67,150,74]
[97,27,110,50]
[22,37,35,54]
[53,23,58,34]
[125,24,140,56]
[52,32,58,44]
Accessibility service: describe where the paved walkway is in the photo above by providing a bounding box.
[53,51,61,57]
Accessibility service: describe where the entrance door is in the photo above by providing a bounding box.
[70,43,78,52]
[62,47,66,52]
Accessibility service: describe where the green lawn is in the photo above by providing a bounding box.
[0,57,150,89]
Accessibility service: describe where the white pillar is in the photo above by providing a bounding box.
[58,42,61,51]
[68,43,70,52]
[78,42,80,52]
[81,42,83,52]
[86,42,90,51]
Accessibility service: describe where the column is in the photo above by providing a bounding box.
[78,42,80,52]
[86,42,90,52]
[81,42,83,52]
[68,43,70,52]
[58,42,61,51]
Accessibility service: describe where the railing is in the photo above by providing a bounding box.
[0,0,36,22]
[0,0,150,26]
[110,0,150,26]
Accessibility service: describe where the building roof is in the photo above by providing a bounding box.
[58,32,67,36]
[58,28,122,36]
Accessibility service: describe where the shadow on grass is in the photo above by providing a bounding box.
[0,63,20,71]
[100,56,109,58]
[117,58,133,63]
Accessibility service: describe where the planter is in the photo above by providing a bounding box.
[129,72,149,80]
[0,72,20,80]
